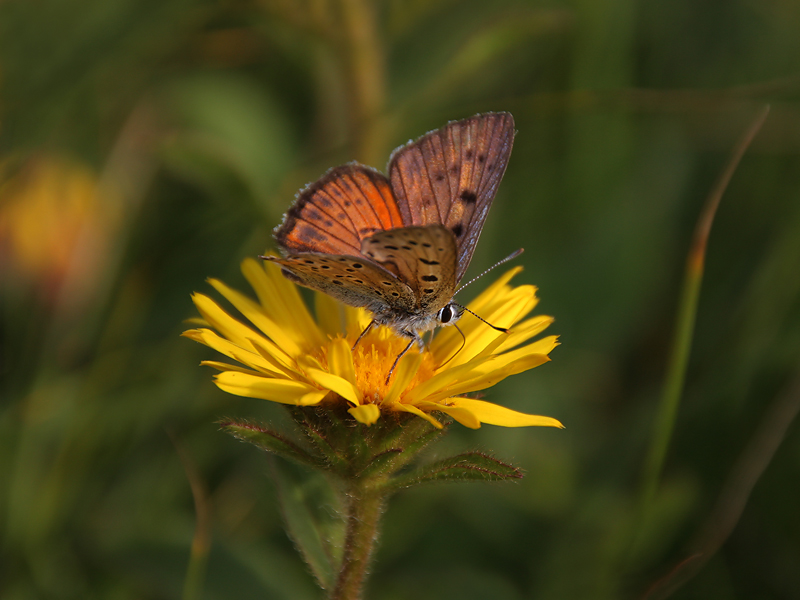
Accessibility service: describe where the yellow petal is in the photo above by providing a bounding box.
[494,315,554,354]
[423,354,552,405]
[245,335,303,378]
[417,401,481,429]
[467,266,526,314]
[404,356,488,405]
[208,278,302,357]
[184,317,208,326]
[214,371,327,405]
[432,280,537,364]
[183,328,284,376]
[200,360,261,375]
[447,398,564,428]
[315,292,345,336]
[470,334,559,371]
[393,402,444,429]
[415,337,558,405]
[345,308,373,341]
[348,404,381,425]
[305,368,363,405]
[191,293,260,351]
[383,351,424,406]
[328,338,357,385]
[242,258,326,349]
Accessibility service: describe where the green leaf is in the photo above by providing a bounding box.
[220,420,322,468]
[387,452,523,491]
[271,461,344,591]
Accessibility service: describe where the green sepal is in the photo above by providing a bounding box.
[356,448,404,478]
[303,425,350,472]
[219,420,323,469]
[386,451,522,491]
[396,422,446,460]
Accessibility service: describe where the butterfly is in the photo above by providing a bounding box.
[264,112,516,376]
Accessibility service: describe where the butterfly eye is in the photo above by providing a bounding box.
[438,304,455,324]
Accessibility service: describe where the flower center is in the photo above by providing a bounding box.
[321,328,437,405]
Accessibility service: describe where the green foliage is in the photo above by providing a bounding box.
[388,451,522,489]
[2,0,800,598]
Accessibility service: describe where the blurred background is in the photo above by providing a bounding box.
[1,0,799,598]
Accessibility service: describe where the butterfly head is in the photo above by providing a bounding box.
[437,302,464,327]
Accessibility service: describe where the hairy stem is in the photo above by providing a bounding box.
[329,481,386,600]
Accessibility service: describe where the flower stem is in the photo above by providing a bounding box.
[329,481,386,600]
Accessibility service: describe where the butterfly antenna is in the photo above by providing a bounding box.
[451,302,510,334]
[438,322,467,368]
[455,248,524,295]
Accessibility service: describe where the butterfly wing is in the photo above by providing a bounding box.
[361,225,457,313]
[388,112,515,281]
[266,253,417,314]
[274,164,405,256]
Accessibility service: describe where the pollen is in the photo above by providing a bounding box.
[351,333,436,404]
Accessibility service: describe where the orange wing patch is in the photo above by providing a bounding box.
[275,164,405,256]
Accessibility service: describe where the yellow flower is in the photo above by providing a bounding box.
[184,258,563,430]
[0,156,121,308]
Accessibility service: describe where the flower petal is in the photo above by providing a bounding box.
[242,258,326,349]
[494,315,554,354]
[432,279,537,365]
[305,368,363,405]
[200,360,261,375]
[384,351,424,406]
[345,307,372,340]
[392,402,444,429]
[315,292,345,337]
[447,398,564,428]
[423,353,553,404]
[417,401,481,429]
[245,334,304,378]
[214,371,327,405]
[183,328,284,376]
[348,404,381,425]
[208,278,302,357]
[328,338,357,385]
[408,336,558,405]
[467,266,525,314]
[191,293,260,352]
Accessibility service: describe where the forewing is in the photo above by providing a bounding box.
[274,164,405,256]
[361,225,457,312]
[265,254,416,313]
[388,112,515,280]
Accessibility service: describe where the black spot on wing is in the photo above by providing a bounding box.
[451,223,464,237]
[281,268,301,281]
[460,190,477,204]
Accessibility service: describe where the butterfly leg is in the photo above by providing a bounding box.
[385,330,424,385]
[352,320,376,351]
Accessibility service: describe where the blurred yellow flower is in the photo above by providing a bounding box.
[0,156,120,307]
[184,258,563,430]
